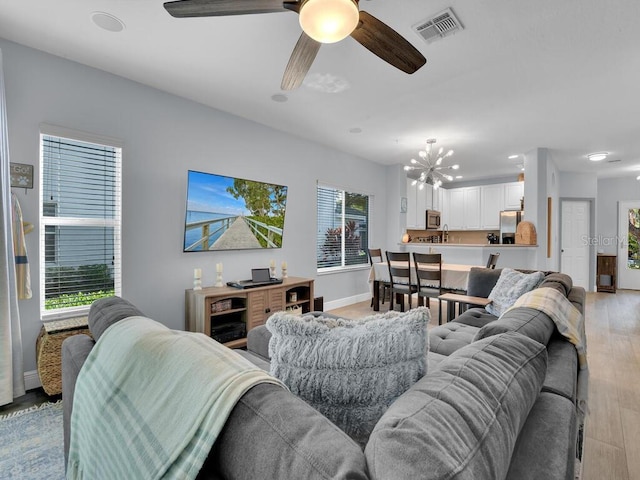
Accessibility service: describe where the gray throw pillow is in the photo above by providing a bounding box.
[266,307,430,446]
[486,268,544,317]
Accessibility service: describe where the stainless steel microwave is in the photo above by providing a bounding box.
[426,210,441,230]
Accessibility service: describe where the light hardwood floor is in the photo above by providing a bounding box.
[330,290,640,480]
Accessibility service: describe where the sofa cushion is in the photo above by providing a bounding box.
[474,307,556,346]
[365,331,547,480]
[541,336,578,403]
[506,392,577,480]
[486,268,545,317]
[266,307,429,445]
[429,322,479,356]
[538,273,573,297]
[465,267,502,298]
[453,307,498,328]
[208,383,368,480]
[88,296,145,341]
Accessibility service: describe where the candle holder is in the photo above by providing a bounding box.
[193,278,202,290]
[281,266,288,279]
[215,271,224,288]
[270,266,276,279]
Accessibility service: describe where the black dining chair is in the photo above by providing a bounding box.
[413,252,443,325]
[368,248,390,307]
[486,252,500,269]
[386,251,418,312]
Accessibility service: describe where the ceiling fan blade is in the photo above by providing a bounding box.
[281,32,321,91]
[350,11,426,74]
[164,0,287,18]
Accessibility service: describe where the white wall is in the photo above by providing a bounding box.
[597,177,640,255]
[1,38,389,372]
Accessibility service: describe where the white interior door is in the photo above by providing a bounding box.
[617,201,640,289]
[560,200,590,290]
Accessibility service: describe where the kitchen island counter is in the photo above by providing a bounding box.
[401,243,538,269]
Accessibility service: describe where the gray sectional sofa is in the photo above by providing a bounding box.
[62,267,585,480]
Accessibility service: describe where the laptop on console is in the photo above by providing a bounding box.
[227,268,283,289]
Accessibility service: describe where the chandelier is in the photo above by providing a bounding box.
[404,139,459,190]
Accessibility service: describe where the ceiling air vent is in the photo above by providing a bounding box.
[413,8,463,44]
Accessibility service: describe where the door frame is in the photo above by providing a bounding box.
[617,200,640,290]
[559,197,596,291]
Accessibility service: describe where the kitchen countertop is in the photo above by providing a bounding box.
[404,243,538,247]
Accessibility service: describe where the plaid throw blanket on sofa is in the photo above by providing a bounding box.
[67,316,284,479]
[504,287,588,416]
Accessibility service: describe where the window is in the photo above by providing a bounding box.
[317,184,369,270]
[39,128,122,319]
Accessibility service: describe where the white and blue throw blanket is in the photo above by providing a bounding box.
[67,316,284,479]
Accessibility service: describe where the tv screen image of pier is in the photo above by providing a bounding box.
[183,170,288,252]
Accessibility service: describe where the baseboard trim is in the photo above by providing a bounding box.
[24,370,41,391]
[323,293,371,312]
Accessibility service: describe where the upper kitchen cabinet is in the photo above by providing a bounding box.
[481,184,503,229]
[406,179,428,229]
[504,182,524,210]
[447,187,480,230]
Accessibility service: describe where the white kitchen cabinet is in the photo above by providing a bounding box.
[464,187,481,229]
[406,178,418,228]
[406,179,430,228]
[445,187,480,230]
[415,185,427,228]
[447,188,465,229]
[481,184,503,229]
[504,182,524,210]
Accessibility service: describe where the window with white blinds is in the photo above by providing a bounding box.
[39,131,122,318]
[317,184,370,270]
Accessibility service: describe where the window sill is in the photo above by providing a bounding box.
[317,265,371,276]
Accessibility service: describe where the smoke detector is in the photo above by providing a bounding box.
[413,8,463,44]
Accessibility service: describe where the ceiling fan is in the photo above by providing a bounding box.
[163,0,427,90]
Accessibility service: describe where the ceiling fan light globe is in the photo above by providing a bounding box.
[299,0,359,44]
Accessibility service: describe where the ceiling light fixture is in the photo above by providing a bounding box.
[588,152,608,162]
[299,0,360,43]
[404,139,458,190]
[508,154,519,159]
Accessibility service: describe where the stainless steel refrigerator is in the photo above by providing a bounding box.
[500,210,523,244]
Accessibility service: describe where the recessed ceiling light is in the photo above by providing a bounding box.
[636,175,640,181]
[587,152,608,162]
[508,154,519,159]
[349,127,362,134]
[91,12,125,32]
[271,93,288,103]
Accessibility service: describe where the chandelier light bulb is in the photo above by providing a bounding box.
[411,158,418,164]
[411,179,418,185]
[403,166,410,171]
[452,164,460,170]
[299,0,359,44]
[438,147,444,155]
[446,150,454,157]
[419,151,427,158]
[435,157,442,166]
[418,183,424,190]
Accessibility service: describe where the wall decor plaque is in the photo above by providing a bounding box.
[10,163,34,189]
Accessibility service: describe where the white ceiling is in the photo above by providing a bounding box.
[1,0,639,182]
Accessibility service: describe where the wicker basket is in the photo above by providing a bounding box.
[36,317,92,396]
[515,221,537,245]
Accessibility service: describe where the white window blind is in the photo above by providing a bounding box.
[39,132,122,318]
[317,185,369,270]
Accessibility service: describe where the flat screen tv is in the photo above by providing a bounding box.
[183,170,288,252]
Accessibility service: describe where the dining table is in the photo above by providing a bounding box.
[369,261,482,311]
